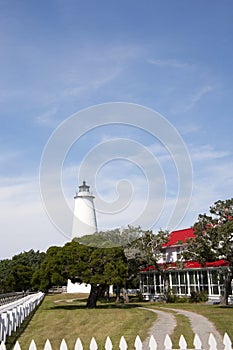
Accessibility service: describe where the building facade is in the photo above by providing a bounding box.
[139,228,233,302]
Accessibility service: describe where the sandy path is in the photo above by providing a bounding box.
[140,306,223,350]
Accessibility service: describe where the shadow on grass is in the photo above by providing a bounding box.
[216,304,233,309]
[45,302,141,311]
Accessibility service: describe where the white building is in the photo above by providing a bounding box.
[140,228,232,302]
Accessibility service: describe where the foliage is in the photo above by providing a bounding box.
[77,226,143,248]
[124,228,168,289]
[0,250,46,293]
[78,226,168,291]
[36,240,128,308]
[183,198,233,305]
[189,290,208,303]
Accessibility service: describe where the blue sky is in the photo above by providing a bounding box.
[0,0,233,259]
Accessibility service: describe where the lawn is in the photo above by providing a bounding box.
[11,294,157,350]
[6,295,233,350]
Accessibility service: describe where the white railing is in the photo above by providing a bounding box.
[0,292,44,343]
[0,333,232,350]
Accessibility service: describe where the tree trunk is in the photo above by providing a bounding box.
[122,288,129,303]
[86,284,107,308]
[86,285,98,308]
[220,271,232,306]
[115,285,121,302]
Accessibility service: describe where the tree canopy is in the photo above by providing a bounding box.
[0,249,46,293]
[36,240,128,307]
[183,198,233,304]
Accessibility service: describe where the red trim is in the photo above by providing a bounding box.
[140,259,229,272]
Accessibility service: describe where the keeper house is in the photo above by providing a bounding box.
[139,228,233,303]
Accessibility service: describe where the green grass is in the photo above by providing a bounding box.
[13,294,157,350]
[7,295,233,350]
[167,313,194,349]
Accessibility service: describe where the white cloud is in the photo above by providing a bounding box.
[35,107,58,127]
[147,58,192,69]
[0,175,68,259]
[190,144,230,161]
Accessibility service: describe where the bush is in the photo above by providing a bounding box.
[189,290,208,303]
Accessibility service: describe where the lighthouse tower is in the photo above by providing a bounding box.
[72,180,97,239]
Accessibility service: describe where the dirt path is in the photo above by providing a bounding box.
[140,306,223,350]
[140,307,177,350]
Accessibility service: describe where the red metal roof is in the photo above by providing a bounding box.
[140,259,229,272]
[140,227,230,272]
[163,227,196,247]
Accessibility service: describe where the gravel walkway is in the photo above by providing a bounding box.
[140,306,223,350]
[140,307,177,350]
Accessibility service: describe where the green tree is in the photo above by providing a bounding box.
[0,250,46,293]
[183,198,233,305]
[125,228,168,269]
[0,259,15,293]
[37,241,128,308]
[31,246,66,291]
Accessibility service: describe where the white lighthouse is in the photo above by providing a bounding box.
[67,180,98,293]
[72,180,97,239]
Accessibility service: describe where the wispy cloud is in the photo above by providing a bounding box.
[178,123,201,135]
[35,106,58,127]
[147,58,192,69]
[172,84,217,113]
[190,144,230,161]
[62,67,122,98]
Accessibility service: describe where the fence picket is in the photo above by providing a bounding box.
[193,334,202,350]
[13,341,21,350]
[74,338,83,350]
[223,333,232,350]
[179,335,187,350]
[0,333,232,350]
[119,336,127,350]
[29,340,37,350]
[208,333,217,350]
[90,337,98,350]
[164,334,172,350]
[60,339,68,350]
[105,336,112,350]
[0,341,6,350]
[44,339,52,350]
[134,335,142,350]
[149,335,157,350]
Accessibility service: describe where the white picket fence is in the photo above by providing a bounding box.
[0,292,44,343]
[0,333,232,350]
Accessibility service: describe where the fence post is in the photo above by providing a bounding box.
[193,334,202,350]
[149,335,157,350]
[74,338,83,350]
[208,333,217,350]
[119,336,127,350]
[90,337,98,350]
[179,335,187,350]
[164,334,173,350]
[105,336,113,350]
